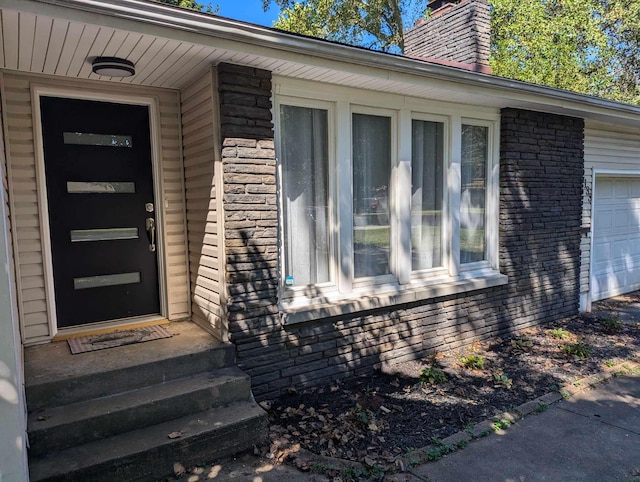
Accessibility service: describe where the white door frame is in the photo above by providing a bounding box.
[31,85,168,337]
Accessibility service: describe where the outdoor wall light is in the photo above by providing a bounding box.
[91,57,135,77]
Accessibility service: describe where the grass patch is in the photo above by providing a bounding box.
[548,328,571,340]
[492,370,513,389]
[562,342,593,359]
[353,227,389,248]
[492,418,512,431]
[511,338,534,351]
[460,354,486,370]
[420,365,448,385]
[425,440,457,462]
[534,402,548,413]
[599,315,624,334]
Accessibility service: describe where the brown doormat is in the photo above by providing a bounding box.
[67,325,172,354]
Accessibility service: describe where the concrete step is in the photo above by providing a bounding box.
[26,334,235,411]
[28,367,251,456]
[28,399,268,482]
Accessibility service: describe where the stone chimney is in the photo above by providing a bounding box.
[404,0,491,69]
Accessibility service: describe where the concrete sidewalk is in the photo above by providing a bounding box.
[412,372,640,482]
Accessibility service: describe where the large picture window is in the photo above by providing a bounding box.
[276,85,500,315]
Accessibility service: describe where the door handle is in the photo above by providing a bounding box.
[145,218,156,252]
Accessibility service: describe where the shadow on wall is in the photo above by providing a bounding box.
[227,109,583,401]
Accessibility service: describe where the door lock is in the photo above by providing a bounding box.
[145,218,156,252]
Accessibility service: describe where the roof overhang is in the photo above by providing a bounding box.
[2,0,640,128]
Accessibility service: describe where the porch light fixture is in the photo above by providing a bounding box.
[91,57,135,77]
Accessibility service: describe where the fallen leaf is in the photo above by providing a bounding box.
[173,462,186,476]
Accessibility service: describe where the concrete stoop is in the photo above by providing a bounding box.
[25,323,267,481]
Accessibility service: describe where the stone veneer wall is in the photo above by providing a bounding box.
[405,0,491,66]
[218,62,584,401]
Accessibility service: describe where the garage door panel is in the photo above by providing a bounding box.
[595,179,613,198]
[613,208,630,229]
[614,179,630,198]
[592,176,640,301]
[593,208,613,231]
[611,240,628,261]
[593,240,611,261]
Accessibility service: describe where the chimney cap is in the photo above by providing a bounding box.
[428,0,463,11]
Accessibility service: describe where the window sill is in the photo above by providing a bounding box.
[280,271,508,325]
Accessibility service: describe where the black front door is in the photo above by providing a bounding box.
[40,96,160,328]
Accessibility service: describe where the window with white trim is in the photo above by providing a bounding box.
[275,82,502,316]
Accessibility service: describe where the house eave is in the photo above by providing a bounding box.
[4,0,640,126]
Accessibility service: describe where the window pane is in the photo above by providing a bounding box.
[280,105,330,287]
[353,113,391,278]
[63,132,132,147]
[67,181,135,193]
[412,120,444,271]
[460,125,488,263]
[73,272,140,290]
[70,227,138,242]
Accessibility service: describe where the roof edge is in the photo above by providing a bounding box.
[10,0,640,122]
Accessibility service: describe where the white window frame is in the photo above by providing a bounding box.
[350,105,398,290]
[274,78,505,322]
[408,112,451,283]
[274,96,340,302]
[459,118,500,274]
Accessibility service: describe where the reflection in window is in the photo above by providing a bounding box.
[460,124,488,264]
[353,113,391,278]
[63,132,132,147]
[412,120,444,271]
[67,181,135,193]
[70,228,138,243]
[73,272,141,290]
[280,105,330,287]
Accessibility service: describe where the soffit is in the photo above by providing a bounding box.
[0,6,488,101]
[1,0,640,128]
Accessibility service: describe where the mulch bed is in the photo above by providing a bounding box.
[262,297,640,478]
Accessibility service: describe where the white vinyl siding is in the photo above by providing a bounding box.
[1,71,189,344]
[180,67,226,342]
[583,121,640,308]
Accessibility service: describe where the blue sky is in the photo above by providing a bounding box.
[210,0,280,26]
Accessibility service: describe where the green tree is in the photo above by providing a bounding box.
[156,0,219,13]
[599,0,640,103]
[265,0,428,52]
[266,0,639,104]
[490,0,640,104]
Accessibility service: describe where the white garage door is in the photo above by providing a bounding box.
[591,177,640,301]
